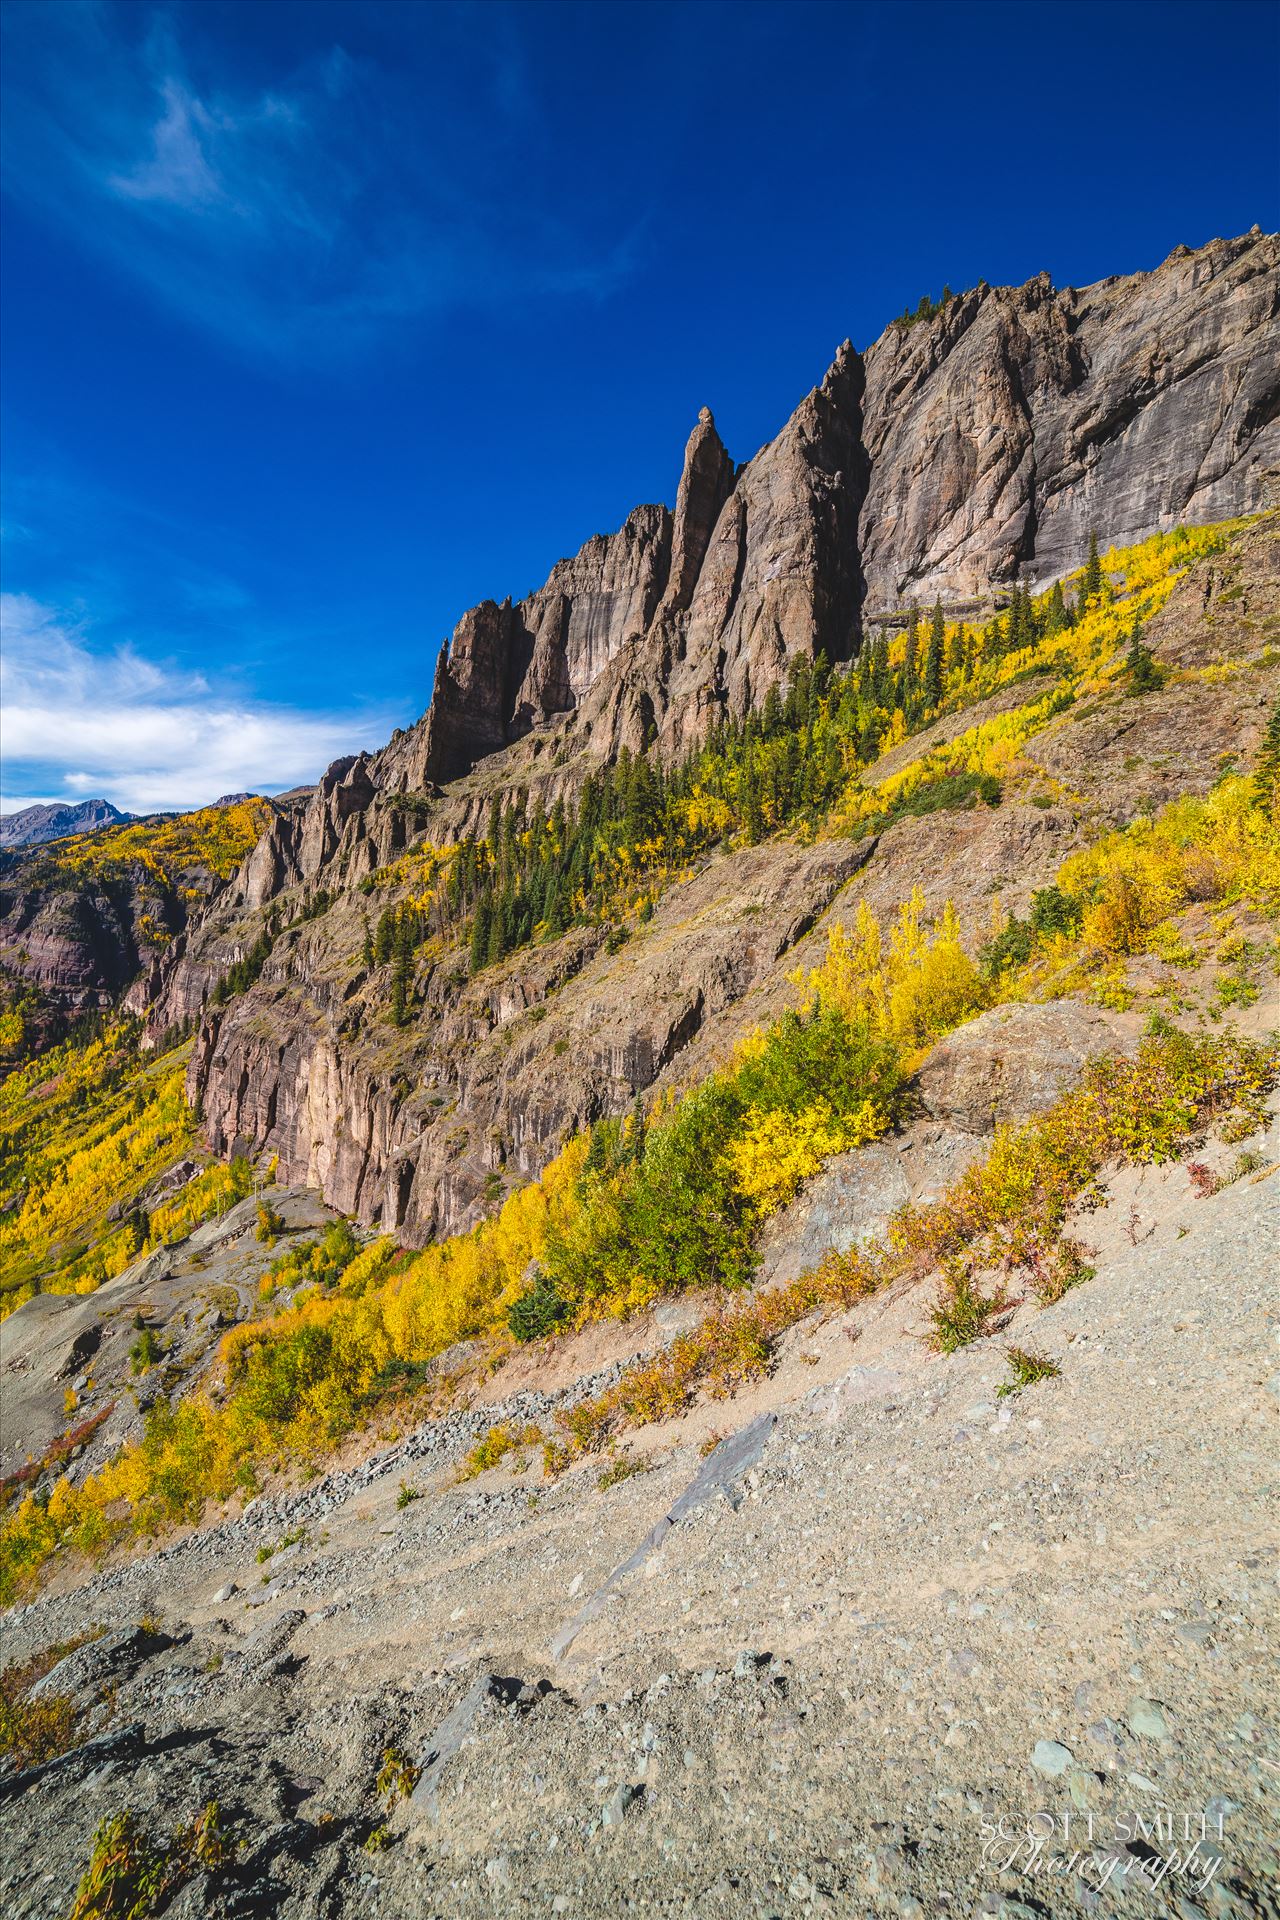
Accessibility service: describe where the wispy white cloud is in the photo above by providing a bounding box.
[108,78,225,209]
[0,593,399,814]
[0,2,641,363]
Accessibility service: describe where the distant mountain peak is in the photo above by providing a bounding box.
[0,798,131,850]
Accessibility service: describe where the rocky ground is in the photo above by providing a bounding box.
[0,1186,344,1480]
[2,1069,1276,1919]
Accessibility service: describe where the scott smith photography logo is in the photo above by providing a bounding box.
[980,1806,1229,1894]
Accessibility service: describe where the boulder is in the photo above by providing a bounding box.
[754,1140,911,1292]
[915,1000,1141,1134]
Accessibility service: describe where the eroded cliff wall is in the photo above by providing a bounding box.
[413,230,1279,781]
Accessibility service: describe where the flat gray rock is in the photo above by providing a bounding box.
[550,1413,776,1662]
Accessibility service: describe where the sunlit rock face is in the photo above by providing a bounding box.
[414,230,1279,778]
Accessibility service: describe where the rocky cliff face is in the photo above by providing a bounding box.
[157,515,1277,1249]
[0,857,208,1056]
[409,229,1278,781]
[857,232,1280,607]
[185,836,875,1238]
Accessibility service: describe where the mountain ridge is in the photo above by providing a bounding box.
[0,798,130,850]
[409,229,1277,785]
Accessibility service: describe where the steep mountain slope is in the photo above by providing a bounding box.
[0,798,278,1061]
[149,516,1277,1253]
[2,1037,1276,1920]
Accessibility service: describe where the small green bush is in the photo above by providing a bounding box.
[928,1263,1009,1353]
[980,884,1083,976]
[507,1275,569,1343]
[596,1451,650,1491]
[66,1801,235,1920]
[255,1200,285,1246]
[130,1328,162,1375]
[997,1347,1062,1396]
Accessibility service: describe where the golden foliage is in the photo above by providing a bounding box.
[792,891,983,1056]
[725,1097,883,1217]
[35,799,271,885]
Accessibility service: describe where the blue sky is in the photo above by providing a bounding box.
[1,0,1275,814]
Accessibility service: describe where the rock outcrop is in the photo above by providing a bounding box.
[857,231,1280,607]
[914,1000,1142,1135]
[407,230,1278,783]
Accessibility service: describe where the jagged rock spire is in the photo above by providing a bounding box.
[657,407,736,619]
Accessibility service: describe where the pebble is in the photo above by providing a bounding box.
[1176,1620,1214,1647]
[1067,1765,1103,1810]
[601,1782,642,1826]
[1126,1697,1170,1740]
[1030,1738,1075,1778]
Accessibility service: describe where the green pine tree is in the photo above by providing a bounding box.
[487,891,512,966]
[374,908,395,966]
[923,600,945,708]
[469,893,492,975]
[390,916,413,1024]
[900,611,918,706]
[871,635,892,707]
[1045,580,1069,635]
[1125,618,1163,696]
[127,1207,149,1258]
[1081,530,1103,606]
[626,1093,646,1165]
[584,1119,611,1175]
[1252,696,1280,817]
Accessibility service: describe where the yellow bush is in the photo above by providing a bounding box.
[1060,776,1280,957]
[726,1096,885,1217]
[793,891,983,1054]
[381,1135,586,1359]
